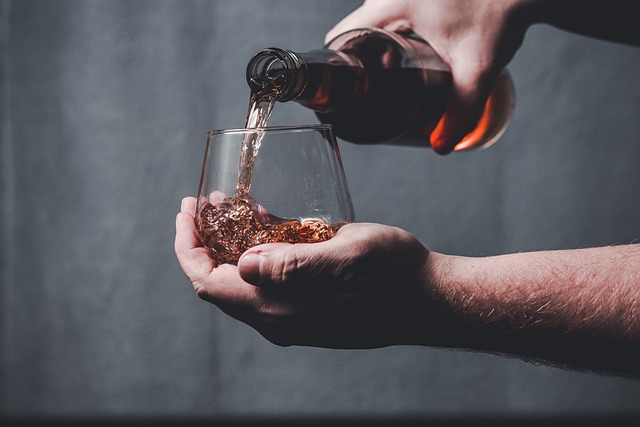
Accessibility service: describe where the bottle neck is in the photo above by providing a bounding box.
[246,47,367,110]
[246,48,307,102]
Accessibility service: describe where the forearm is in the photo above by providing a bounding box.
[427,244,640,377]
[518,0,640,46]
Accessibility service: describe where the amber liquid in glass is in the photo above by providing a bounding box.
[196,197,342,265]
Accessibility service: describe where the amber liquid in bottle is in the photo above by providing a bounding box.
[246,28,515,151]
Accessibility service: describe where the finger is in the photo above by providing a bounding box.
[174,211,216,286]
[181,197,197,216]
[430,65,494,155]
[194,263,336,348]
[208,191,227,204]
[325,1,405,44]
[190,263,283,338]
[193,263,261,308]
[237,224,362,288]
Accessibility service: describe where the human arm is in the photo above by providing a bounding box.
[430,244,640,376]
[175,197,640,377]
[325,0,640,154]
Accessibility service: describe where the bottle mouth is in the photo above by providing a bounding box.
[246,48,305,101]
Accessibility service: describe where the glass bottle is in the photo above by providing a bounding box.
[246,28,515,151]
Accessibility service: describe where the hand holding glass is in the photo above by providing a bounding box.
[195,125,354,265]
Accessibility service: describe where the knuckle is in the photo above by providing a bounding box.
[191,264,231,302]
[194,282,210,300]
[273,248,309,286]
[455,58,494,88]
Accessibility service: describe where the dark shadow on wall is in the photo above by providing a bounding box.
[2,416,640,427]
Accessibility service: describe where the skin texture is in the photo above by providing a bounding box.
[431,246,640,376]
[176,197,441,349]
[176,197,640,377]
[325,0,532,154]
[175,0,640,378]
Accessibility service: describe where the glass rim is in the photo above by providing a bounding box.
[207,124,334,136]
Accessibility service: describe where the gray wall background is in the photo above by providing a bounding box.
[2,0,640,419]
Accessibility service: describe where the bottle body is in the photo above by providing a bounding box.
[246,28,515,151]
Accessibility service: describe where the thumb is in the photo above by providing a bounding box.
[237,242,343,288]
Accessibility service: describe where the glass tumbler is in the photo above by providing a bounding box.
[195,124,354,265]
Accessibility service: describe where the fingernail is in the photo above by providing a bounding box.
[429,128,452,155]
[239,252,264,285]
[181,198,187,211]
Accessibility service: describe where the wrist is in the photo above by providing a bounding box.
[414,251,485,349]
[417,252,517,352]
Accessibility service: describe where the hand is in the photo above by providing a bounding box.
[176,197,640,376]
[326,0,531,154]
[175,197,447,349]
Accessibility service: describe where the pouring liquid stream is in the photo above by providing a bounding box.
[196,79,344,265]
[236,88,278,197]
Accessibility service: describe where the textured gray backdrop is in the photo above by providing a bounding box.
[2,0,640,419]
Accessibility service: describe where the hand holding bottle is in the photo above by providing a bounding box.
[325,0,531,154]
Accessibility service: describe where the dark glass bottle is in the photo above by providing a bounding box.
[246,28,515,151]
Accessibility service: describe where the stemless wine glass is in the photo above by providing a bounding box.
[195,124,354,265]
